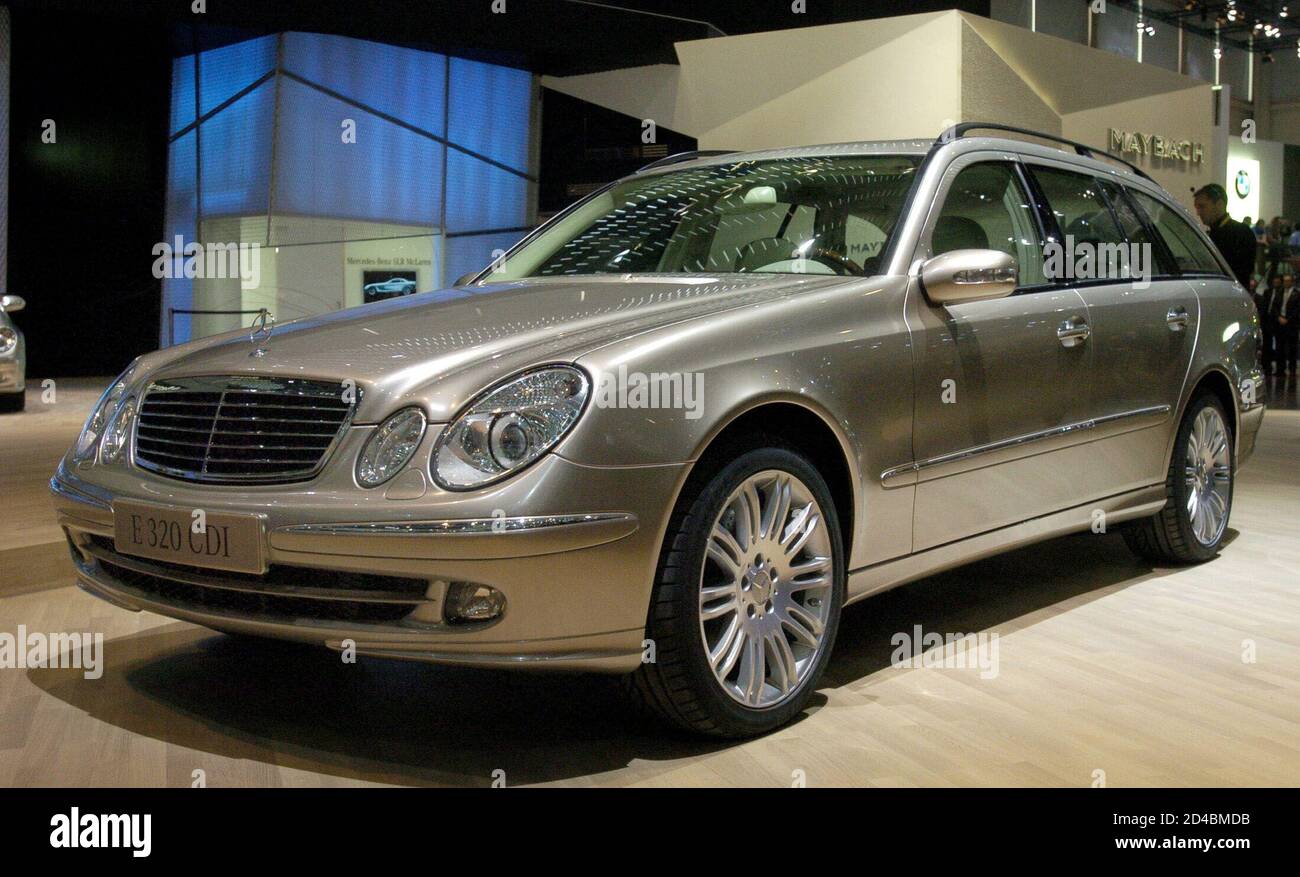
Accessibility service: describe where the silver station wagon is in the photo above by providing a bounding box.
[52,124,1264,736]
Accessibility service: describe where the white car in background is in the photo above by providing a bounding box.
[0,294,26,412]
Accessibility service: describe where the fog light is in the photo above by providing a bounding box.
[444,582,506,623]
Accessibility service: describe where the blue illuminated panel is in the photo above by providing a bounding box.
[162,32,536,345]
[273,76,444,227]
[198,35,277,116]
[283,32,447,135]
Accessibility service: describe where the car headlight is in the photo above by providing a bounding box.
[74,363,138,462]
[99,396,137,464]
[356,407,427,487]
[0,326,16,356]
[432,366,589,490]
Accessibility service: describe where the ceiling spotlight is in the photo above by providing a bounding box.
[1283,7,1290,19]
[1136,19,1155,36]
[1213,46,1223,59]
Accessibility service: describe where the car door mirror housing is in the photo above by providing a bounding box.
[0,294,25,313]
[921,250,1018,305]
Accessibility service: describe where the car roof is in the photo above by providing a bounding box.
[635,135,1158,194]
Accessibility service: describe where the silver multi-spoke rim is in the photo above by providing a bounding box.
[699,469,834,709]
[1185,406,1231,547]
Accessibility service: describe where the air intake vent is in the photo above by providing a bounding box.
[133,376,356,484]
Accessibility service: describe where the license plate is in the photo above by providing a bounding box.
[113,500,265,574]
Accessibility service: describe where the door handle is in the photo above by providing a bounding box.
[1057,316,1090,348]
[1167,305,1189,331]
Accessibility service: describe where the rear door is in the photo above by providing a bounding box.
[1024,161,1197,495]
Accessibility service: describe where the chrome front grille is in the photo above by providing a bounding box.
[133,376,356,484]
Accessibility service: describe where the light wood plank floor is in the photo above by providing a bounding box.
[1,379,1297,787]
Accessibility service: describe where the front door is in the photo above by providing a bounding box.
[905,156,1095,551]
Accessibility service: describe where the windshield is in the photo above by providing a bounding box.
[491,154,920,279]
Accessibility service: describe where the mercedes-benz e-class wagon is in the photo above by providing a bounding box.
[52,124,1264,736]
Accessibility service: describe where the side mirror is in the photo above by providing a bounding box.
[920,250,1017,305]
[0,294,25,313]
[453,271,479,287]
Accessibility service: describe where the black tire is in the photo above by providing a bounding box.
[0,391,24,413]
[624,441,845,737]
[1123,392,1233,564]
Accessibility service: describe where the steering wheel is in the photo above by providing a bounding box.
[734,238,863,276]
[801,247,863,276]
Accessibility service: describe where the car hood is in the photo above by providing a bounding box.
[142,273,848,422]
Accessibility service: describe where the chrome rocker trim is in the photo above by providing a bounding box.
[880,404,1172,487]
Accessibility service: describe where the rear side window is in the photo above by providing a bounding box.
[1127,190,1225,276]
[1098,180,1176,276]
[1028,165,1126,248]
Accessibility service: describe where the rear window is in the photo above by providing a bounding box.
[1128,190,1225,276]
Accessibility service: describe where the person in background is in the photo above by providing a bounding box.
[1260,273,1283,376]
[1289,221,1300,251]
[1194,183,1257,287]
[1252,218,1268,277]
[1267,220,1293,279]
[1276,272,1300,377]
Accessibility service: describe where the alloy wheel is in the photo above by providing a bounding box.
[1184,405,1231,547]
[699,469,835,709]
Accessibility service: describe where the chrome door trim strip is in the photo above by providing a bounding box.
[881,404,1171,487]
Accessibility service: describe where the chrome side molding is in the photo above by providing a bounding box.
[881,404,1172,487]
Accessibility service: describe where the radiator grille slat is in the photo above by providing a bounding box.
[133,376,358,484]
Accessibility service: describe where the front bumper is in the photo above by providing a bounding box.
[51,446,687,673]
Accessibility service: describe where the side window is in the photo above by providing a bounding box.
[1128,190,1225,276]
[1029,165,1126,249]
[1098,180,1177,276]
[931,162,1046,287]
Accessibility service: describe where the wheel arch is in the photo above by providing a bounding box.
[1171,366,1240,467]
[674,396,860,561]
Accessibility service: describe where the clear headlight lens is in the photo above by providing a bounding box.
[432,366,589,490]
[74,364,137,462]
[0,326,16,356]
[99,396,137,464]
[356,407,427,487]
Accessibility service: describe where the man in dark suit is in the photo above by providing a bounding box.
[1275,273,1300,376]
[1258,274,1282,375]
[1194,183,1257,287]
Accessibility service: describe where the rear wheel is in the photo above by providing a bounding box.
[1123,392,1233,563]
[626,444,844,737]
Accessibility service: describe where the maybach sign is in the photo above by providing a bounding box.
[1108,128,1203,164]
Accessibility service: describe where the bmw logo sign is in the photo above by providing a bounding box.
[1235,169,1251,199]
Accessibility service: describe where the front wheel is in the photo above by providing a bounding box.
[1123,392,1234,563]
[626,445,845,737]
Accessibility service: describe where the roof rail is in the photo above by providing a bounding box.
[937,122,1153,181]
[637,149,735,173]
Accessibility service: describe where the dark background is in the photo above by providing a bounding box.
[4,0,989,377]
